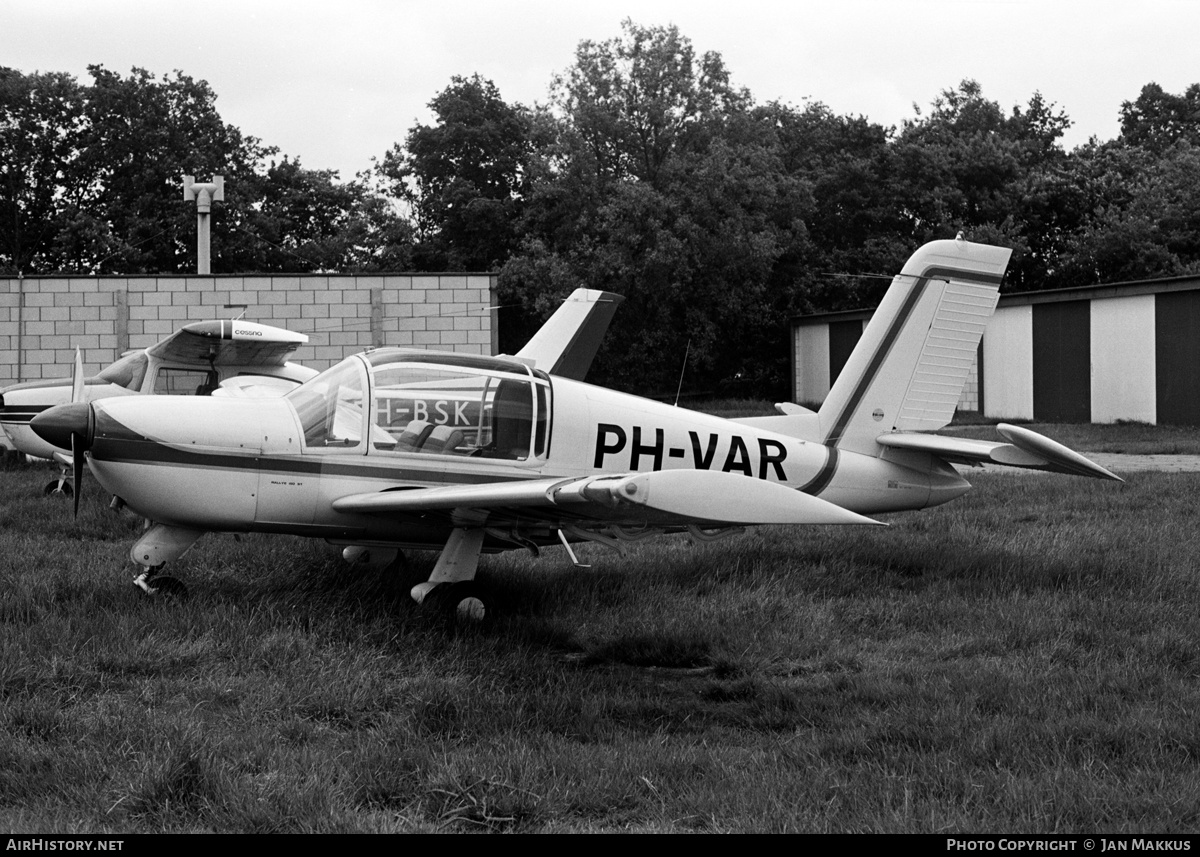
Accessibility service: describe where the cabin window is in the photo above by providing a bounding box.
[153,367,219,396]
[367,359,550,461]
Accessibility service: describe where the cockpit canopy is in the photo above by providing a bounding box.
[287,350,552,461]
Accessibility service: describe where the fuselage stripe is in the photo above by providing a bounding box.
[92,437,535,485]
[0,406,52,425]
[799,445,838,496]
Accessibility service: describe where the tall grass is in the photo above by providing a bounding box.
[2,458,1199,832]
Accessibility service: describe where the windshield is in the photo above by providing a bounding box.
[96,352,149,392]
[287,357,366,450]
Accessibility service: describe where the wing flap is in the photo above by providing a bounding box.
[332,478,574,514]
[333,470,882,527]
[877,424,1122,481]
[591,470,883,526]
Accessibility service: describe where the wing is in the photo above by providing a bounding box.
[332,469,882,528]
[212,375,304,398]
[877,423,1122,481]
[146,320,308,368]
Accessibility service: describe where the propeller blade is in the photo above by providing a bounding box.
[71,347,85,404]
[71,431,84,518]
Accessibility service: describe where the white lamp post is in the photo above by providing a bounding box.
[182,175,224,274]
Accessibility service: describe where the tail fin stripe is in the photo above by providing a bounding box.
[822,273,931,446]
[823,265,1002,446]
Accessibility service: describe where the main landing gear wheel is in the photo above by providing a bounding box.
[435,582,487,625]
[44,479,73,498]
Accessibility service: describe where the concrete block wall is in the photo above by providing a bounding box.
[958,354,980,413]
[1,273,498,382]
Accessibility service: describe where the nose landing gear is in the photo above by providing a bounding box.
[133,565,190,600]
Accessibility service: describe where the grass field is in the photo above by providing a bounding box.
[2,433,1200,832]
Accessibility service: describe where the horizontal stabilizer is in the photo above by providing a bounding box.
[775,402,817,416]
[877,424,1122,481]
[996,423,1123,481]
[732,401,822,439]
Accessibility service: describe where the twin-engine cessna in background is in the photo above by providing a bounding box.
[1,320,315,496]
[32,239,1122,620]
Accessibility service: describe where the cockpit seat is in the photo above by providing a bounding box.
[394,419,433,451]
[424,425,464,454]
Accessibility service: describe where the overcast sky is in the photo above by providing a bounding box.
[4,0,1199,181]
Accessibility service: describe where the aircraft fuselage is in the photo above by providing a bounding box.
[77,360,969,551]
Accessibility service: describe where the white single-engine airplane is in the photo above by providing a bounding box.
[32,239,1121,619]
[2,320,316,496]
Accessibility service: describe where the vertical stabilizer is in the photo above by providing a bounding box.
[818,238,1011,454]
[516,289,624,381]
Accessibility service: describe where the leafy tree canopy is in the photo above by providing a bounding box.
[9,24,1200,398]
[1120,82,1200,154]
[376,74,532,271]
[0,65,409,275]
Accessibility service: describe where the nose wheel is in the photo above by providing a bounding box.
[133,566,190,600]
[44,478,73,498]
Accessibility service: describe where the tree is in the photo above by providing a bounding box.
[78,65,277,274]
[377,74,531,271]
[1,64,413,275]
[552,19,749,187]
[1057,141,1200,285]
[220,157,412,273]
[765,100,906,312]
[888,81,1080,292]
[1119,82,1200,154]
[500,21,808,396]
[0,67,88,274]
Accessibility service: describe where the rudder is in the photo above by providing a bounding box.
[818,238,1012,454]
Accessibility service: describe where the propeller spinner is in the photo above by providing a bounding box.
[31,402,93,517]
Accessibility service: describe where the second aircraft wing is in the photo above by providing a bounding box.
[147,320,308,368]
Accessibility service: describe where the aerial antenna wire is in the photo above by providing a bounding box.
[673,338,691,407]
